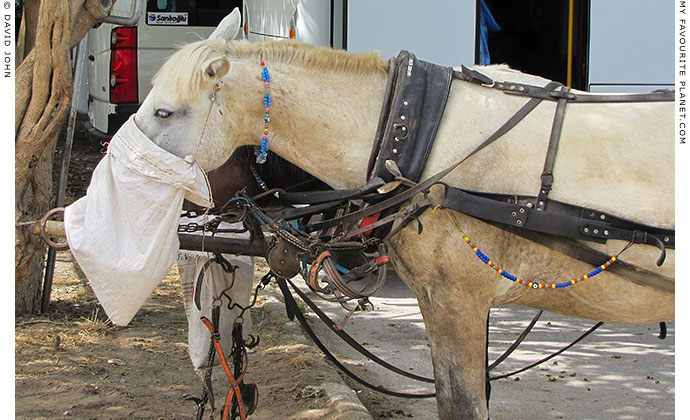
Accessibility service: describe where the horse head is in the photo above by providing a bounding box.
[134,8,244,172]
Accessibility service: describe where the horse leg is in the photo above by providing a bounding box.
[417,281,492,419]
[388,210,498,419]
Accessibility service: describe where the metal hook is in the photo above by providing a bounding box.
[651,236,667,267]
[37,207,70,251]
[244,334,260,348]
[335,305,357,331]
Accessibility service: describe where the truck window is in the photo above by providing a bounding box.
[146,0,243,27]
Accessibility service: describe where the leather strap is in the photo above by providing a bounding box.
[456,66,674,103]
[200,315,247,420]
[276,177,384,205]
[285,277,435,383]
[339,199,431,239]
[489,322,604,381]
[512,88,675,103]
[487,310,543,371]
[442,186,674,262]
[367,57,400,177]
[536,86,570,211]
[263,200,343,224]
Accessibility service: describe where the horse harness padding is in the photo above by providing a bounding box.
[367,51,454,185]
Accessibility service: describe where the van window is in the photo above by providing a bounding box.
[146,0,242,26]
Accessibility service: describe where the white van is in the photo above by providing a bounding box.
[85,0,337,143]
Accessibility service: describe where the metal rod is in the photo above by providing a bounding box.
[41,37,87,313]
[178,234,268,257]
[34,220,269,258]
[566,0,574,87]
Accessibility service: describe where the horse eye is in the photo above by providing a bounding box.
[155,109,172,118]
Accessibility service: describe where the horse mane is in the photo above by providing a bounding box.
[226,40,389,76]
[153,39,389,103]
[154,37,550,108]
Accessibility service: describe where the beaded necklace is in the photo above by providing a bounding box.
[255,62,271,164]
[250,162,269,191]
[434,207,627,289]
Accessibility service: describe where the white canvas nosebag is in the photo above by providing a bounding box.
[64,116,213,326]
[177,221,254,369]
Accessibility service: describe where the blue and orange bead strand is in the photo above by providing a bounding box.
[436,206,619,289]
[255,61,271,164]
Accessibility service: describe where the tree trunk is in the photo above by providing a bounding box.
[15,0,113,315]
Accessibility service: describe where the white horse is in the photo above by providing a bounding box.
[132,9,674,419]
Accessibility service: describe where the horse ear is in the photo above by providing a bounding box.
[204,56,230,80]
[209,8,241,41]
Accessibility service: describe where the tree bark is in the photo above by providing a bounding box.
[15,0,113,315]
[22,0,40,58]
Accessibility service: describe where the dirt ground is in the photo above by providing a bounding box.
[15,254,372,420]
[17,252,674,420]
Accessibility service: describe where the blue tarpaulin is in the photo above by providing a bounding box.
[479,0,500,65]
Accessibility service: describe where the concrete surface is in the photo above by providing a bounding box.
[289,274,674,420]
[262,295,374,419]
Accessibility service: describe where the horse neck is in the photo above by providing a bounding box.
[251,62,388,189]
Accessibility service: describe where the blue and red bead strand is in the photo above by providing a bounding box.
[437,207,619,289]
[255,62,271,164]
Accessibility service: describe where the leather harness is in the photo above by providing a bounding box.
[365,51,675,266]
[368,52,454,184]
[234,49,676,299]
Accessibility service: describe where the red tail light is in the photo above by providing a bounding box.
[110,27,138,104]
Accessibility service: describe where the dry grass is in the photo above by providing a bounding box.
[287,354,315,370]
[16,307,113,351]
[74,307,112,341]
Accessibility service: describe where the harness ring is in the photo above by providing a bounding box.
[37,207,70,251]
